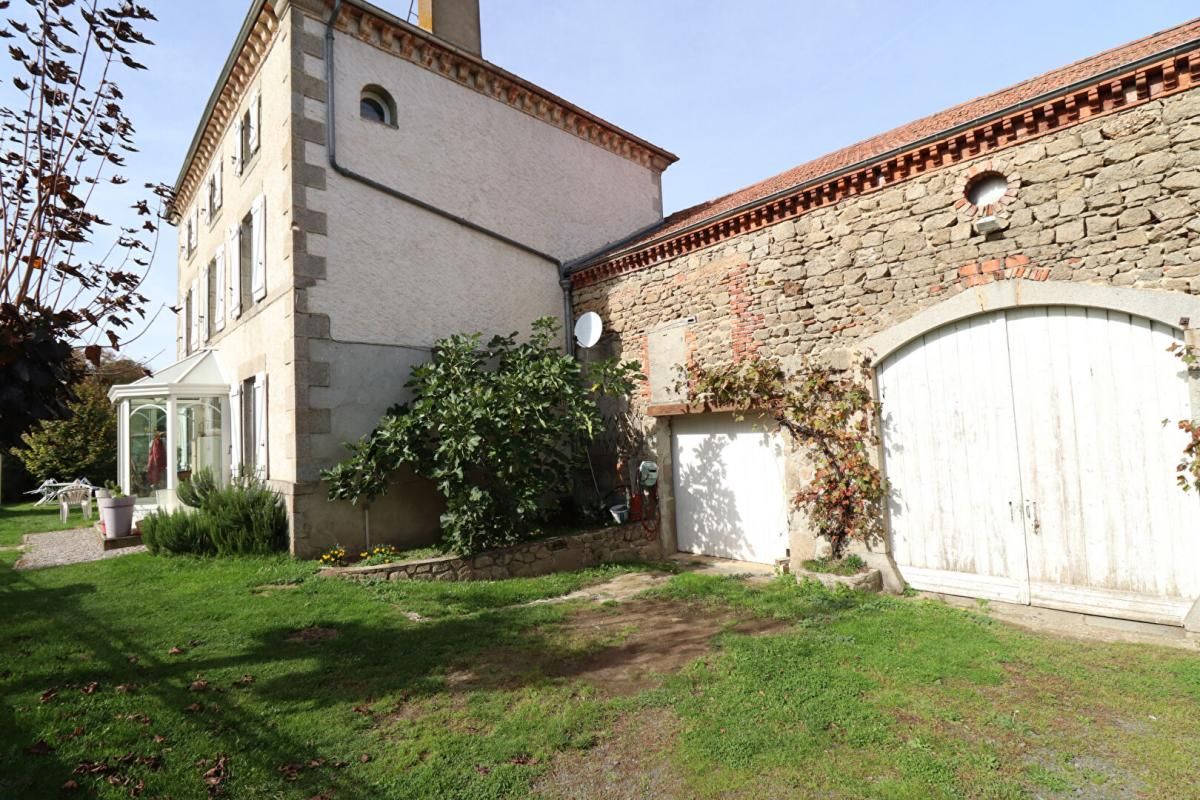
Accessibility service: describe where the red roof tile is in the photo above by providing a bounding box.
[600,17,1200,261]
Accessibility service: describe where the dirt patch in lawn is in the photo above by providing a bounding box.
[453,600,791,697]
[532,707,685,800]
[286,626,339,642]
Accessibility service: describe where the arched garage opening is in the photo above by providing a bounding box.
[875,302,1200,626]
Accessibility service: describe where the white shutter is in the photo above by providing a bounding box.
[213,245,226,331]
[253,372,268,479]
[189,207,199,252]
[233,117,244,175]
[248,90,261,153]
[201,177,210,225]
[188,282,198,352]
[229,382,243,478]
[199,265,209,343]
[214,160,223,211]
[227,223,241,319]
[251,194,266,301]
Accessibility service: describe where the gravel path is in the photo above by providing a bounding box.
[14,528,146,570]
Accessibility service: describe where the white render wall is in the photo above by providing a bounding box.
[305,22,663,349]
[329,26,663,263]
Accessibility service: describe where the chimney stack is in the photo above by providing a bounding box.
[417,0,481,57]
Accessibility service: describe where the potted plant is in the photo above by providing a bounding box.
[98,482,136,540]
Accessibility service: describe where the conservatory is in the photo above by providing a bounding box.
[108,350,231,511]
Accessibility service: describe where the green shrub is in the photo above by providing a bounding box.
[203,480,288,555]
[143,476,287,557]
[141,508,216,556]
[323,317,641,556]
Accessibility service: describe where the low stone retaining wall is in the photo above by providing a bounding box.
[320,523,662,582]
[794,566,883,593]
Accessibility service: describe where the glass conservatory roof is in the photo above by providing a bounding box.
[108,349,228,401]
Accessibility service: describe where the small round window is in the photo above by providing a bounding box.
[965,172,1008,208]
[359,86,395,126]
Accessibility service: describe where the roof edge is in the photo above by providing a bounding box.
[569,29,1200,282]
[171,0,270,200]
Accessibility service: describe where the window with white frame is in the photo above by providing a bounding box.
[205,258,218,339]
[230,373,267,479]
[204,162,223,224]
[233,90,261,175]
[184,206,198,257]
[224,195,265,323]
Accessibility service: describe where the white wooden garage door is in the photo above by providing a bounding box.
[672,413,789,564]
[879,306,1200,625]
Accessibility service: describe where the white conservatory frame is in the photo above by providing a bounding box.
[108,350,231,510]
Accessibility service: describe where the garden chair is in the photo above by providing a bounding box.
[57,484,93,523]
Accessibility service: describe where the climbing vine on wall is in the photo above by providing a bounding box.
[1167,341,1200,493]
[682,355,887,558]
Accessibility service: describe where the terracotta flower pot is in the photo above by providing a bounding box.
[98,496,136,539]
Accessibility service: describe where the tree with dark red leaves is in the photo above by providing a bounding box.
[0,0,169,448]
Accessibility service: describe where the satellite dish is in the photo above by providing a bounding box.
[574,312,603,349]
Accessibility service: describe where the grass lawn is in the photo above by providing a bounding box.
[2,506,1199,799]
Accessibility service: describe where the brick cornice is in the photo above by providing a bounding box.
[327,1,676,173]
[572,49,1200,290]
[173,3,280,218]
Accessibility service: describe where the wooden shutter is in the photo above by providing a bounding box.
[227,223,241,319]
[213,245,226,331]
[233,117,244,175]
[214,160,223,210]
[248,91,261,153]
[229,382,242,478]
[199,265,209,343]
[188,282,198,352]
[253,372,268,479]
[251,195,266,302]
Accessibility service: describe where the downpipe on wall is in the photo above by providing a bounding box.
[321,0,573,353]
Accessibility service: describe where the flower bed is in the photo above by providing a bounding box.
[319,523,661,582]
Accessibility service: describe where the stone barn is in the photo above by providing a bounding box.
[568,19,1200,631]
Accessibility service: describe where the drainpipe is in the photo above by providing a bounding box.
[322,1,573,351]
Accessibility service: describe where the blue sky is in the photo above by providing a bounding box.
[113,0,1191,368]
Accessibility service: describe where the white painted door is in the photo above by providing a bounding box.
[672,413,790,564]
[1006,307,1199,624]
[879,314,1031,604]
[880,306,1200,625]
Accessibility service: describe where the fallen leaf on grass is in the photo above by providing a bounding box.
[231,674,254,688]
[508,754,539,766]
[127,655,139,664]
[307,758,326,768]
[202,755,229,796]
[59,726,85,741]
[81,681,100,695]
[189,679,209,693]
[184,703,203,713]
[474,764,491,775]
[61,779,79,791]
[167,647,184,656]
[115,683,137,694]
[39,688,58,703]
[359,754,371,764]
[278,762,303,782]
[153,735,168,744]
[24,739,55,756]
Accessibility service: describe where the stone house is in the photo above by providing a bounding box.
[108,2,1200,630]
[109,0,674,555]
[569,19,1200,630]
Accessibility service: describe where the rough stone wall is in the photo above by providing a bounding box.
[321,523,662,582]
[573,86,1200,573]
